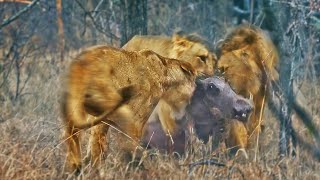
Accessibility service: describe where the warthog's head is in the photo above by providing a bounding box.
[191,77,253,122]
[189,76,253,145]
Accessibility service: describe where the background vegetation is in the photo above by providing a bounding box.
[0,0,319,179]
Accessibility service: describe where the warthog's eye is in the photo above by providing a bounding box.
[198,55,207,62]
[208,82,220,96]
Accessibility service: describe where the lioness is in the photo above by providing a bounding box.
[62,45,196,172]
[122,32,216,138]
[217,25,279,151]
[122,32,216,76]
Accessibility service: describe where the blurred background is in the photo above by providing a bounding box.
[0,0,319,179]
[1,0,320,103]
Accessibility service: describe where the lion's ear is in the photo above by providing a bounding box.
[180,63,196,76]
[139,49,168,65]
[172,34,192,48]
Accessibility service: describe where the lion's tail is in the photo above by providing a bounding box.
[62,85,136,129]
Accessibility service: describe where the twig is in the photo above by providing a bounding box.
[0,115,5,123]
[254,92,266,162]
[0,0,40,30]
[0,0,31,4]
[74,0,119,40]
[92,0,105,18]
[268,84,320,160]
[250,0,254,24]
[233,6,251,15]
[146,131,154,150]
[14,49,21,100]
[188,158,225,174]
[0,43,15,88]
[292,99,320,145]
[291,128,320,161]
[167,130,174,145]
[100,121,142,149]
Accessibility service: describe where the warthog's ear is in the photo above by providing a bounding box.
[195,78,204,88]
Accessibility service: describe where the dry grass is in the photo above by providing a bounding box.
[0,55,319,179]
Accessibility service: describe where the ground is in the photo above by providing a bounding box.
[0,54,319,179]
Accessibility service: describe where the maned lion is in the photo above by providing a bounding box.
[122,32,216,138]
[62,45,197,172]
[217,25,279,152]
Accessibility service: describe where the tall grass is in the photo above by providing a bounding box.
[0,54,319,179]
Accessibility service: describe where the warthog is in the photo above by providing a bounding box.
[142,77,253,155]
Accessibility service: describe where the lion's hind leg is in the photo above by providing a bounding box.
[84,83,140,168]
[87,123,110,167]
[64,126,82,174]
[84,84,122,165]
[62,91,84,174]
[107,104,143,164]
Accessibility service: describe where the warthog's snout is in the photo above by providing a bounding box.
[233,98,253,122]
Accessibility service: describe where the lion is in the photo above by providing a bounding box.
[62,45,197,172]
[122,31,216,76]
[217,25,279,152]
[122,32,216,139]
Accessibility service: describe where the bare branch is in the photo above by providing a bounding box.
[268,82,320,160]
[56,0,64,62]
[291,128,320,161]
[188,158,225,174]
[74,0,119,40]
[92,0,105,18]
[292,99,320,145]
[0,0,40,30]
[0,0,31,4]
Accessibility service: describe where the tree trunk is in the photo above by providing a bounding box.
[260,0,309,157]
[120,0,147,46]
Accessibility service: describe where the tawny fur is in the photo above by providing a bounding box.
[122,32,216,137]
[226,120,249,154]
[217,25,279,151]
[123,32,216,76]
[62,45,196,172]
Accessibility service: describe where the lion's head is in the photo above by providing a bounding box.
[217,25,279,97]
[170,32,216,76]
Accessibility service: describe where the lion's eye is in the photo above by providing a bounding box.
[217,69,222,75]
[198,56,207,62]
[241,52,249,58]
[218,67,226,75]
